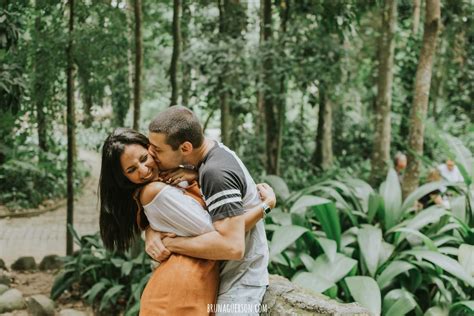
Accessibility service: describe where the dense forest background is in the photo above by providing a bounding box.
[1,0,473,314]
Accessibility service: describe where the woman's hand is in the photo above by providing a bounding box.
[160,167,198,186]
[145,227,175,262]
[256,183,276,208]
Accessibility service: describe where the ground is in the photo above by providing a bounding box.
[0,149,101,315]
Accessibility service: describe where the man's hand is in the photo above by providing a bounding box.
[144,227,175,262]
[160,167,198,186]
[257,183,276,209]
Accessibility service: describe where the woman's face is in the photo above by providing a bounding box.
[120,144,159,184]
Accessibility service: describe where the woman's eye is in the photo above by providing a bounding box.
[140,155,148,162]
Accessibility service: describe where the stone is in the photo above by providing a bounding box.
[11,256,37,271]
[0,284,8,295]
[0,288,26,313]
[0,259,6,270]
[0,270,10,286]
[59,308,88,316]
[262,275,370,316]
[26,294,56,316]
[39,255,63,271]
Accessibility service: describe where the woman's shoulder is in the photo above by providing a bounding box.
[140,182,168,205]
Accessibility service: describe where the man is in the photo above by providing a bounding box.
[145,106,273,314]
[438,159,464,183]
[393,152,407,184]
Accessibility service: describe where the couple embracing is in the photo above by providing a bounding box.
[98,106,275,315]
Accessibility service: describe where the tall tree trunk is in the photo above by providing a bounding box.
[133,0,142,130]
[181,0,191,108]
[79,72,93,128]
[412,0,421,35]
[262,0,281,175]
[403,0,441,198]
[126,0,135,115]
[217,0,231,145]
[275,0,289,173]
[34,1,48,152]
[313,86,333,170]
[170,0,181,106]
[66,0,76,256]
[217,0,246,148]
[369,0,397,187]
[255,0,265,140]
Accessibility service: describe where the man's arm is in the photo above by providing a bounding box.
[163,215,246,260]
[145,183,276,261]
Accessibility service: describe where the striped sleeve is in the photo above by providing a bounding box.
[200,168,245,222]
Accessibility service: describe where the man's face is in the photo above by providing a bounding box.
[148,132,183,171]
[446,159,455,171]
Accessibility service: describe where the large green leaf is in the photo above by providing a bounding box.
[310,253,357,284]
[392,206,448,233]
[377,260,417,290]
[262,175,290,200]
[383,289,418,316]
[357,225,382,277]
[367,193,382,223]
[292,272,334,293]
[311,201,341,249]
[269,225,308,258]
[401,182,447,213]
[378,241,395,267]
[458,244,474,277]
[392,227,438,251]
[379,168,402,229]
[268,208,292,226]
[345,276,381,315]
[343,178,374,213]
[290,195,331,214]
[425,306,449,316]
[99,284,125,311]
[315,237,337,262]
[404,250,474,287]
[449,301,474,316]
[451,196,467,224]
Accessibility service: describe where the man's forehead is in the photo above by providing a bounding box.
[148,132,167,147]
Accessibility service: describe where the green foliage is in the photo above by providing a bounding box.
[265,164,474,314]
[0,143,88,209]
[51,226,152,315]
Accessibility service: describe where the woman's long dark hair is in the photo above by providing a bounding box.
[99,128,150,252]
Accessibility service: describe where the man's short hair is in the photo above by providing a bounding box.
[148,106,204,150]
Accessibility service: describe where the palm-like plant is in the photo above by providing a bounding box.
[263,138,474,315]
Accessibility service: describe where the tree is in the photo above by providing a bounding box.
[33,0,48,152]
[403,0,441,198]
[181,0,191,108]
[313,86,333,170]
[170,0,181,106]
[262,0,282,175]
[369,0,397,186]
[66,0,76,256]
[133,0,143,130]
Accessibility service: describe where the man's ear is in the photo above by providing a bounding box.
[180,141,194,155]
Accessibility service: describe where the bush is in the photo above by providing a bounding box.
[51,226,151,316]
[263,163,473,315]
[0,146,89,209]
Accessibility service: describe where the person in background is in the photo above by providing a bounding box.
[394,152,407,184]
[437,159,464,183]
[418,169,450,209]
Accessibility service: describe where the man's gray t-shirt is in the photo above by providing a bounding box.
[198,142,269,295]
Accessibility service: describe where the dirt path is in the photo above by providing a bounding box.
[0,149,101,267]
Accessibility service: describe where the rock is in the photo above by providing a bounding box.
[26,294,55,316]
[39,255,63,271]
[59,308,88,316]
[0,288,26,313]
[0,259,6,270]
[0,284,9,295]
[262,275,370,316]
[0,270,11,286]
[11,256,37,271]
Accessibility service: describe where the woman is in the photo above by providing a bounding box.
[99,128,272,315]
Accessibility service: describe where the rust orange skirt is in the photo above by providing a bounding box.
[139,254,219,316]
